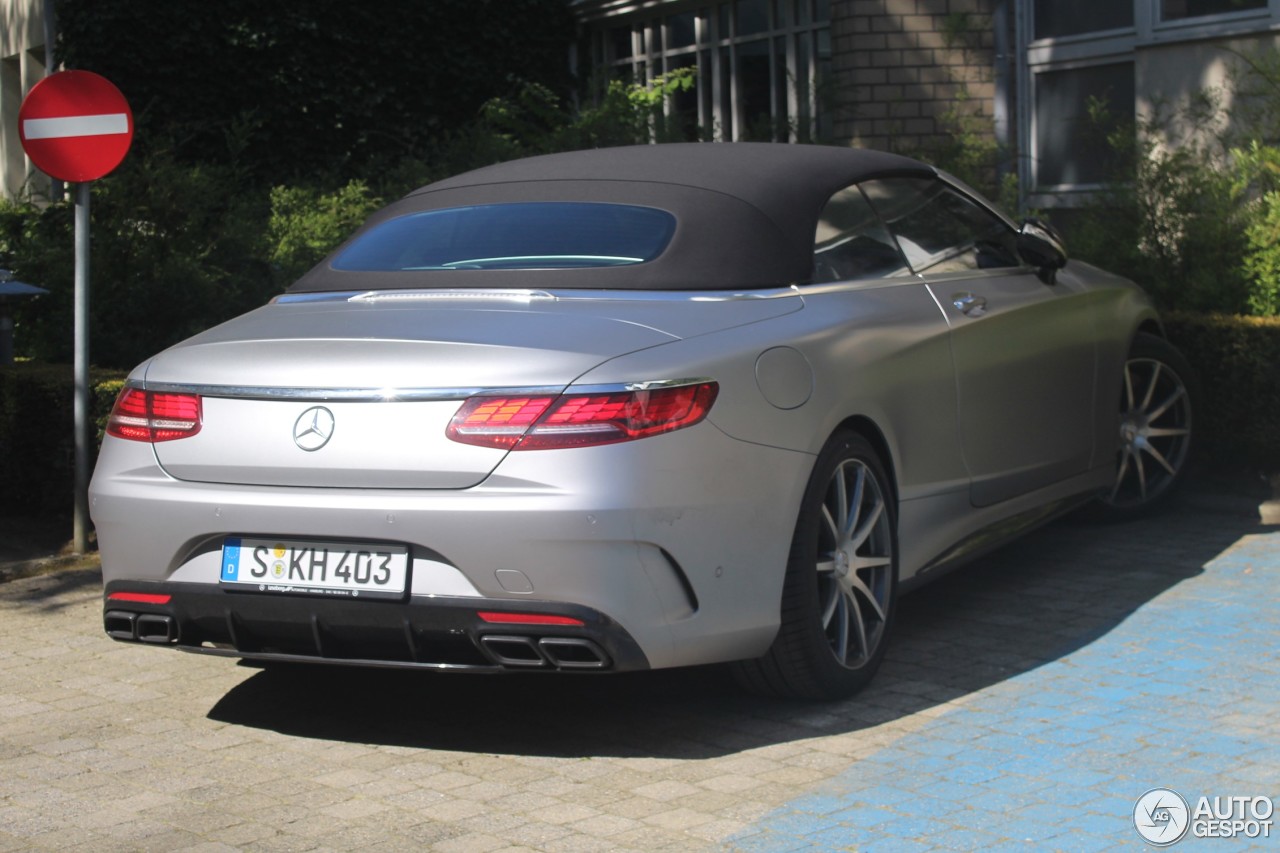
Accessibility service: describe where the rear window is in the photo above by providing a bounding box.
[332,202,677,271]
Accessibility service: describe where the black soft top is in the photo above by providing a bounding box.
[290,143,935,292]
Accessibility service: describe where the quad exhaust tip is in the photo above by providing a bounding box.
[479,635,610,669]
[105,610,178,644]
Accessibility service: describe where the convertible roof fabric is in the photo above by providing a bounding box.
[290,143,935,292]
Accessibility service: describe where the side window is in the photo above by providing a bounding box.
[812,185,912,283]
[859,177,1021,275]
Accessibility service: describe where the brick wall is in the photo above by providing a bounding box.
[829,0,1002,158]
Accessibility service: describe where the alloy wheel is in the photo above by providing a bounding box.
[815,458,894,669]
[1109,356,1192,509]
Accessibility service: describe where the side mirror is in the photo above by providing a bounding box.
[1017,218,1068,271]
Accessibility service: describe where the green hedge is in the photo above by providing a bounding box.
[1164,312,1280,470]
[0,363,128,516]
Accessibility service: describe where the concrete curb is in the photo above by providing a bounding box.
[0,553,99,585]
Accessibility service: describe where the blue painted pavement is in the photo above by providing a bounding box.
[732,530,1280,851]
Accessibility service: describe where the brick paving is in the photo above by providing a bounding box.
[0,490,1275,851]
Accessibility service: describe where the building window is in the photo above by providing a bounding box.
[1160,0,1266,21]
[588,0,830,142]
[1033,62,1135,189]
[1033,0,1133,39]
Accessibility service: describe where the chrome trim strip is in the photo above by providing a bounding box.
[622,377,717,393]
[132,376,718,401]
[133,381,566,402]
[347,289,557,303]
[271,292,361,304]
[792,275,927,296]
[273,286,802,305]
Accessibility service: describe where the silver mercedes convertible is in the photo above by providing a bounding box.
[91,143,1194,699]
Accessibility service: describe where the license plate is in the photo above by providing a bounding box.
[220,537,408,600]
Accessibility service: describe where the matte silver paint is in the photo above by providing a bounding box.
[91,150,1163,676]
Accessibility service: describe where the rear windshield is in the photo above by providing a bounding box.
[332,202,677,271]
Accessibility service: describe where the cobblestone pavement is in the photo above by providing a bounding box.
[0,492,1276,852]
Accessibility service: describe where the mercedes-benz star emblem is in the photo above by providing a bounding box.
[293,406,335,451]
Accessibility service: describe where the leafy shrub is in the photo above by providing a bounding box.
[55,0,575,183]
[3,150,276,370]
[1164,312,1280,469]
[1244,191,1280,316]
[1061,57,1280,318]
[267,181,383,283]
[0,364,128,516]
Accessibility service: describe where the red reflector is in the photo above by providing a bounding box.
[447,382,718,450]
[106,387,202,443]
[107,592,172,605]
[477,611,585,626]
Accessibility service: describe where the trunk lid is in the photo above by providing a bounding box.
[143,290,799,489]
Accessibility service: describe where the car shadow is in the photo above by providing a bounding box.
[206,494,1262,758]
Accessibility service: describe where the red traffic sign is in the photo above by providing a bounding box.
[19,70,133,183]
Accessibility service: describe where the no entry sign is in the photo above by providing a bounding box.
[16,70,135,554]
[19,70,133,183]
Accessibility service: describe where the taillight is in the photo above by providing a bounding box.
[447,381,718,450]
[106,387,202,442]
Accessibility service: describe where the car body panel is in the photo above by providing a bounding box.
[923,266,1098,506]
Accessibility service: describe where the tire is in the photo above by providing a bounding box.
[733,430,897,700]
[1092,332,1196,519]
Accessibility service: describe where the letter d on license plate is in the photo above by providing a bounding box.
[221,537,408,599]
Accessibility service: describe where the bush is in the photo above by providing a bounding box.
[1164,312,1280,469]
[55,0,575,183]
[1244,191,1280,316]
[1064,121,1257,315]
[3,151,277,370]
[1063,57,1280,318]
[0,363,128,516]
[267,181,383,284]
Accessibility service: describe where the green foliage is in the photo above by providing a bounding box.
[54,0,575,183]
[267,181,383,284]
[1059,60,1280,318]
[0,364,127,516]
[3,150,276,369]
[471,68,702,160]
[1163,313,1280,468]
[924,47,1280,320]
[1243,192,1280,316]
[1076,140,1252,314]
[930,87,1003,200]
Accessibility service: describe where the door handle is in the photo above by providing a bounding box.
[952,292,987,317]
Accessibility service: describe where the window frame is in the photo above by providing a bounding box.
[587,0,831,143]
[810,175,1027,285]
[1017,0,1280,209]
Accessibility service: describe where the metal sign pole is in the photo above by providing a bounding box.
[73,182,90,554]
[19,71,131,557]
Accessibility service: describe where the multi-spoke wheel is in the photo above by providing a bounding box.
[1096,333,1195,517]
[733,430,897,700]
[814,456,894,670]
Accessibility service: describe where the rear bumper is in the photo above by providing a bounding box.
[91,430,813,670]
[103,580,649,673]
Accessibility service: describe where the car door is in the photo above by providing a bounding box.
[860,176,1096,508]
